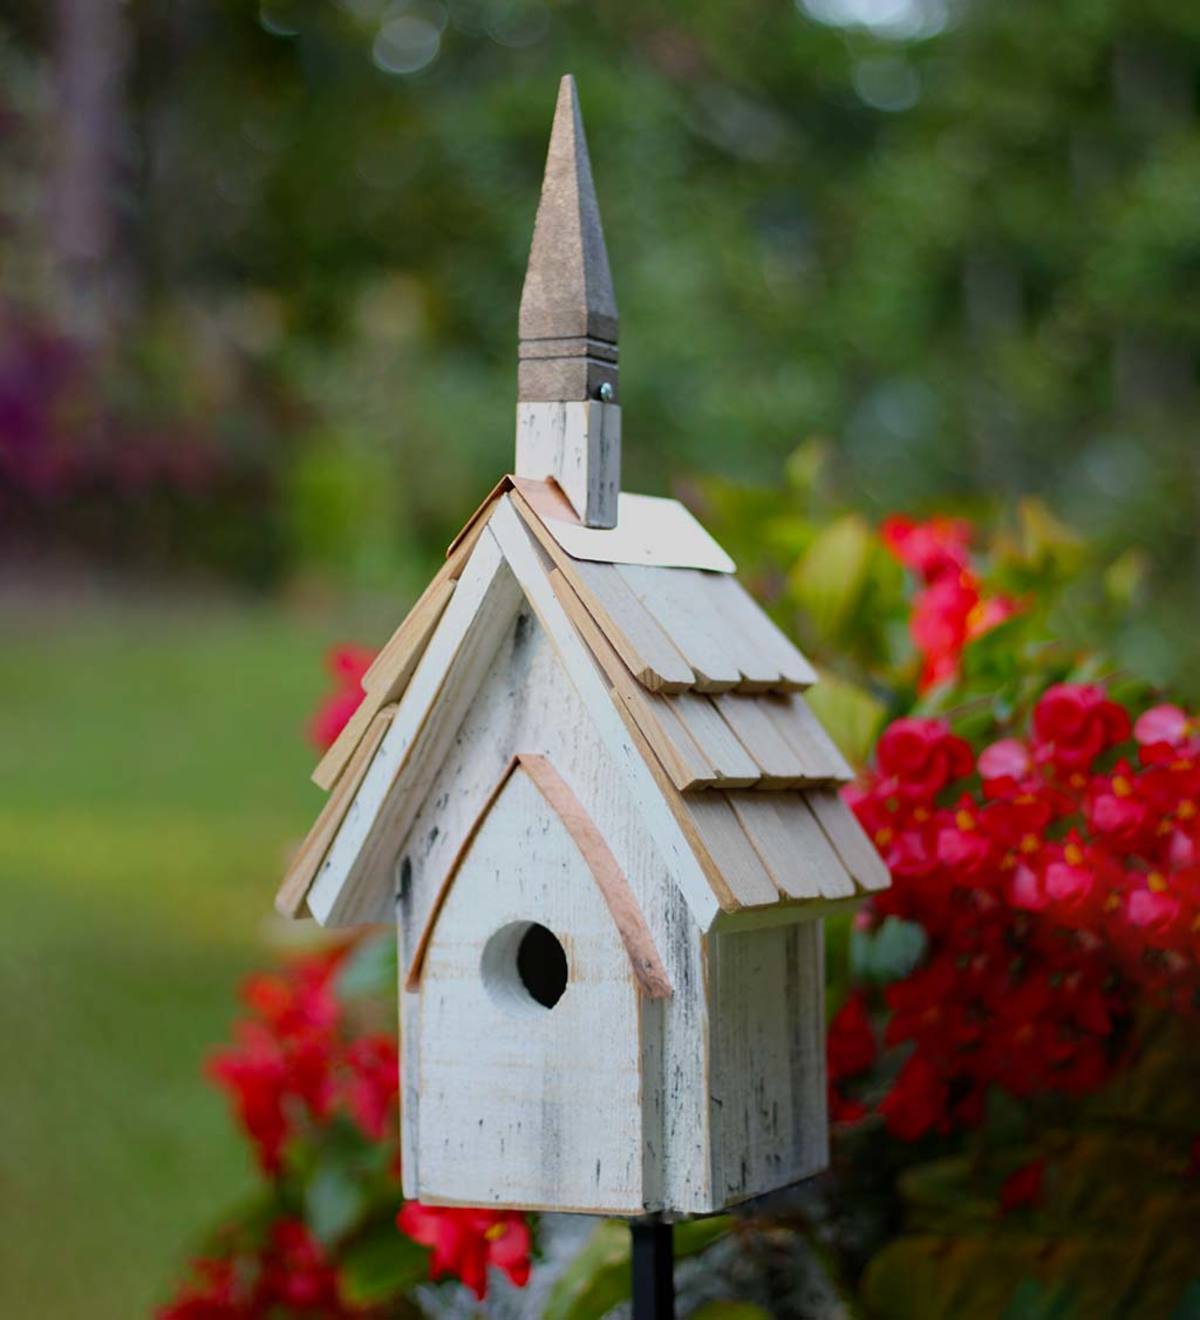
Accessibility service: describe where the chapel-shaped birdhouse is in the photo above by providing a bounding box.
[276,76,889,1218]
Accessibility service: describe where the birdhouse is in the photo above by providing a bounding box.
[276,76,889,1220]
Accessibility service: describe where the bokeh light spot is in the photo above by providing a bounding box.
[372,15,441,74]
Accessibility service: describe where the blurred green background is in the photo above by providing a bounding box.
[1,0,1198,1314]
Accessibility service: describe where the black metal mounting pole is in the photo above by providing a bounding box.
[631,1218,675,1320]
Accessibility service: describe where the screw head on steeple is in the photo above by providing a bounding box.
[518,75,619,404]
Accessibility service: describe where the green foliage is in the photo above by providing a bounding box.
[339,1225,428,1309]
[545,1217,732,1320]
[5,0,1200,685]
[850,916,926,985]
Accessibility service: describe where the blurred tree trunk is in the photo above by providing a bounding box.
[1111,40,1198,577]
[962,247,1021,494]
[1111,41,1193,418]
[48,0,130,345]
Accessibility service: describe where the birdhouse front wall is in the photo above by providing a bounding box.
[395,597,714,1214]
[412,764,649,1214]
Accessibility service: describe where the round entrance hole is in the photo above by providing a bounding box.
[481,921,569,1013]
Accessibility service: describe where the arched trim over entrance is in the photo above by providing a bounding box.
[404,753,671,999]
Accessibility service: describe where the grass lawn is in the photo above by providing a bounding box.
[0,586,381,1317]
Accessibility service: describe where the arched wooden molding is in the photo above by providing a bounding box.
[405,753,672,1000]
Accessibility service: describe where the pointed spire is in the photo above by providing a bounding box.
[518,75,619,403]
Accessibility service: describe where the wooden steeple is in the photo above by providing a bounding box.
[518,74,618,404]
[515,75,621,528]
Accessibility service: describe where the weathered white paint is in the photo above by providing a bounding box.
[617,564,744,692]
[313,575,456,792]
[706,919,828,1204]
[728,792,856,901]
[486,498,722,932]
[702,572,818,690]
[414,766,646,1212]
[515,400,621,529]
[298,492,866,1216]
[807,788,891,892]
[307,532,522,926]
[535,490,735,573]
[394,604,711,1211]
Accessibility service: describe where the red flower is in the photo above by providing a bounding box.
[253,1220,345,1313]
[999,1157,1046,1213]
[398,1203,532,1299]
[207,951,347,1174]
[935,796,992,881]
[309,645,376,750]
[157,1256,241,1319]
[879,1053,948,1141]
[876,718,974,801]
[158,1221,350,1318]
[828,992,877,1079]
[344,1034,400,1141]
[882,515,972,581]
[967,594,1019,640]
[208,1023,292,1175]
[911,574,978,682]
[1033,683,1130,770]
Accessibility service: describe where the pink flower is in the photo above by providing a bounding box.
[309,645,376,750]
[1134,704,1189,749]
[978,738,1031,784]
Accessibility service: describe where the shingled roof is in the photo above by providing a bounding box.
[276,479,888,926]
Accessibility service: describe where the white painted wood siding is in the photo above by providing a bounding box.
[396,606,713,1213]
[706,919,828,1206]
[413,766,645,1213]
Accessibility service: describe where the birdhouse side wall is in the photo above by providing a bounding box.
[705,918,828,1208]
[394,604,713,1214]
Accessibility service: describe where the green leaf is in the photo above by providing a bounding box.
[543,1219,631,1320]
[851,917,926,984]
[304,1159,367,1244]
[789,514,875,643]
[673,1216,734,1257]
[1002,1277,1077,1320]
[1170,1280,1200,1320]
[336,931,398,1000]
[543,1217,733,1320]
[340,1222,429,1307]
[804,673,887,770]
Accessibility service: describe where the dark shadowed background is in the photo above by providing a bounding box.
[1,0,1197,1314]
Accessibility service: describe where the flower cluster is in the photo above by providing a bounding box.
[842,686,1200,1140]
[160,1221,351,1319]
[882,515,1018,690]
[207,947,399,1175]
[164,941,534,1311]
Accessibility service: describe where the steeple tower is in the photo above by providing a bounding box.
[515,75,621,528]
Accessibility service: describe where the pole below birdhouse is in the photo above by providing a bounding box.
[631,1219,675,1320]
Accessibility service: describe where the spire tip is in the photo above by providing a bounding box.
[518,73,618,403]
